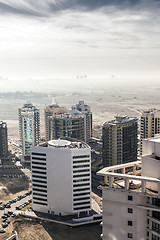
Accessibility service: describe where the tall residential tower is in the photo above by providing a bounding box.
[19,103,40,163]
[73,101,92,143]
[102,116,138,167]
[0,121,8,159]
[140,109,160,154]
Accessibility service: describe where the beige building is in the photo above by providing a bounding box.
[44,104,67,141]
[97,135,160,240]
[140,109,160,154]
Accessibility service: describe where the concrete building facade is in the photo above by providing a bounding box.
[97,136,160,240]
[73,101,92,143]
[102,116,138,167]
[50,109,85,142]
[31,139,91,216]
[44,104,67,141]
[0,121,8,159]
[19,103,40,163]
[140,109,160,154]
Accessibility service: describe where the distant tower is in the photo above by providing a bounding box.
[31,139,91,216]
[73,101,92,143]
[0,121,8,159]
[102,116,138,167]
[140,109,160,154]
[19,103,40,163]
[44,104,67,141]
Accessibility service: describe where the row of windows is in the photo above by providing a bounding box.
[33,188,47,193]
[32,157,46,161]
[73,192,90,197]
[73,160,90,164]
[33,192,47,197]
[33,197,47,202]
[32,179,47,184]
[32,175,47,179]
[32,166,47,170]
[32,161,46,166]
[32,152,46,156]
[152,235,160,240]
[73,174,90,178]
[73,183,90,187]
[32,170,46,175]
[74,205,90,210]
[32,184,47,188]
[73,165,90,169]
[73,197,90,202]
[73,187,90,192]
[73,155,90,159]
[73,178,90,183]
[152,222,160,234]
[73,169,90,173]
[33,201,47,206]
[73,201,90,206]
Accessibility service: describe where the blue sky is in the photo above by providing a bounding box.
[0,0,160,90]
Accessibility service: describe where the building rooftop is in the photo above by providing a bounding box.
[39,139,90,149]
[103,115,138,127]
[97,161,160,197]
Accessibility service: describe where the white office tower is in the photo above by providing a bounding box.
[19,103,40,163]
[97,136,160,240]
[31,139,91,216]
[73,101,92,143]
[140,109,160,154]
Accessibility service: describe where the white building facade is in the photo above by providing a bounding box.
[31,139,91,216]
[97,136,160,240]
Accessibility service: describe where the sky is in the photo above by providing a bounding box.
[0,0,160,91]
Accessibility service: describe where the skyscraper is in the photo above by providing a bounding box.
[140,109,160,154]
[50,109,85,142]
[0,121,8,159]
[19,103,40,163]
[31,139,91,216]
[44,104,67,141]
[102,116,138,167]
[73,101,92,143]
[97,135,160,240]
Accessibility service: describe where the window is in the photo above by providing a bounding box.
[32,152,46,156]
[128,233,133,238]
[33,201,47,206]
[128,208,133,213]
[128,195,133,201]
[128,221,132,226]
[73,155,90,159]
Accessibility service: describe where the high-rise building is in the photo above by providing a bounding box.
[44,104,67,141]
[140,109,160,154]
[50,109,85,142]
[97,135,160,240]
[31,139,91,216]
[0,121,8,159]
[19,103,40,163]
[73,101,92,143]
[102,116,138,167]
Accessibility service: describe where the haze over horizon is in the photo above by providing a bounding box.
[0,0,160,91]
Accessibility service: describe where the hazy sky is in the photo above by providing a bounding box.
[0,0,160,90]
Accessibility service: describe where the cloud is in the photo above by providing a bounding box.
[0,0,159,17]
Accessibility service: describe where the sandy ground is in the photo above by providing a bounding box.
[0,178,31,202]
